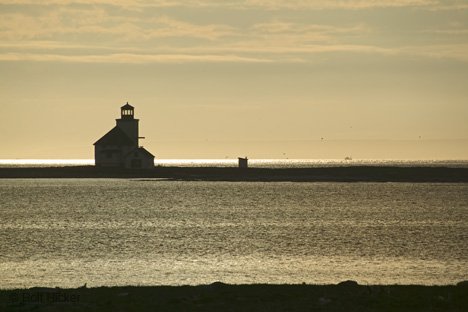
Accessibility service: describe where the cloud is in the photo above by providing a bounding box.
[401,44,468,62]
[3,39,466,64]
[0,0,467,64]
[0,43,401,64]
[0,7,234,41]
[0,0,453,10]
[0,52,272,63]
[248,22,371,46]
[243,0,437,10]
[0,5,370,51]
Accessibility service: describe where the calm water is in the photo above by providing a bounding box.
[0,179,467,288]
[1,158,468,168]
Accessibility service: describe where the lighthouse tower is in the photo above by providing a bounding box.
[116,102,139,146]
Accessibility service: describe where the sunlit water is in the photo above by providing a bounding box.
[0,179,467,288]
[1,158,468,168]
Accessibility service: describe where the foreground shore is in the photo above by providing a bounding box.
[0,166,468,182]
[1,281,467,311]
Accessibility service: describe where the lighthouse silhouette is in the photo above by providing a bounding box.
[94,102,155,169]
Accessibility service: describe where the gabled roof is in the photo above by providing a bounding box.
[94,126,135,146]
[124,147,155,159]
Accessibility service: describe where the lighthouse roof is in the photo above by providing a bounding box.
[121,102,134,110]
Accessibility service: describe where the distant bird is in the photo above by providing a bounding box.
[79,283,87,289]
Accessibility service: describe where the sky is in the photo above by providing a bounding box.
[1,0,468,159]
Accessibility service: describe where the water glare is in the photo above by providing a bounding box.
[0,179,467,288]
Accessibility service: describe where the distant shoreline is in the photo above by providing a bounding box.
[1,281,467,311]
[0,166,467,182]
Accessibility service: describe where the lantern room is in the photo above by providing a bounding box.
[121,102,134,120]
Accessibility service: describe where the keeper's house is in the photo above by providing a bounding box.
[94,103,155,169]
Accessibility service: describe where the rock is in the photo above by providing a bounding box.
[209,281,227,287]
[337,280,359,287]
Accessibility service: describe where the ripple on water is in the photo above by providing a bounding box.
[0,179,467,287]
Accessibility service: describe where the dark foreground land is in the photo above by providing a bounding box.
[1,166,468,182]
[1,281,467,312]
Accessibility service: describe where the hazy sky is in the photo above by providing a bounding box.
[1,0,468,159]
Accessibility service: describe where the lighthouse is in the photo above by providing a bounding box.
[94,103,155,169]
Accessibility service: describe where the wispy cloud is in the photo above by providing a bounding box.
[243,0,437,10]
[0,0,461,10]
[0,8,233,41]
[400,44,468,62]
[0,0,467,64]
[0,52,273,63]
[11,42,462,64]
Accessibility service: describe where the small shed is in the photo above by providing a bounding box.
[238,157,248,168]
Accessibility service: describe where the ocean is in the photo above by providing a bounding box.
[1,158,468,168]
[1,172,467,288]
